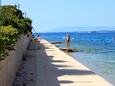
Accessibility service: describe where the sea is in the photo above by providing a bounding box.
[35,31,115,85]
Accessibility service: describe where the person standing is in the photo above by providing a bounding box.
[66,33,70,51]
[37,34,41,49]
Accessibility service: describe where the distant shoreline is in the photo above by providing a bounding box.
[34,30,115,34]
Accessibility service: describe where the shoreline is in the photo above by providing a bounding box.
[69,51,115,85]
[49,39,114,85]
[13,39,113,86]
[38,39,113,86]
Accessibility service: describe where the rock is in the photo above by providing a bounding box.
[59,48,79,52]
[51,41,62,44]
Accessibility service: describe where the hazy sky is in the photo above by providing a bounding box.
[2,0,115,32]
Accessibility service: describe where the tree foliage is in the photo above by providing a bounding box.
[0,5,32,60]
[0,26,19,59]
[0,5,32,33]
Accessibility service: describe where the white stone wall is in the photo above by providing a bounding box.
[0,34,30,86]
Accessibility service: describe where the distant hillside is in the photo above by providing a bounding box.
[48,26,115,32]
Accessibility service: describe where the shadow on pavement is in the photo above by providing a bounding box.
[34,42,96,86]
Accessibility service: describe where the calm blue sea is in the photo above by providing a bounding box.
[37,31,115,85]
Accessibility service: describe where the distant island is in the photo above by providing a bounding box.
[39,26,115,33]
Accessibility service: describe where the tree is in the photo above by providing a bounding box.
[0,5,32,34]
[0,5,32,60]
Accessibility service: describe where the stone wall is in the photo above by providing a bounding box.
[0,34,30,86]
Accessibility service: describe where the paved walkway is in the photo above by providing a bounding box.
[35,40,113,86]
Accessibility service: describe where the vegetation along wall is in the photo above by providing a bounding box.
[0,5,32,86]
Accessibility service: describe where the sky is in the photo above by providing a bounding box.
[2,0,115,32]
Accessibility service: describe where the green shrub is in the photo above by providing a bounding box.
[0,5,32,60]
[0,26,19,60]
[0,5,32,34]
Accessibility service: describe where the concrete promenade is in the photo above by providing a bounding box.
[34,39,113,86]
